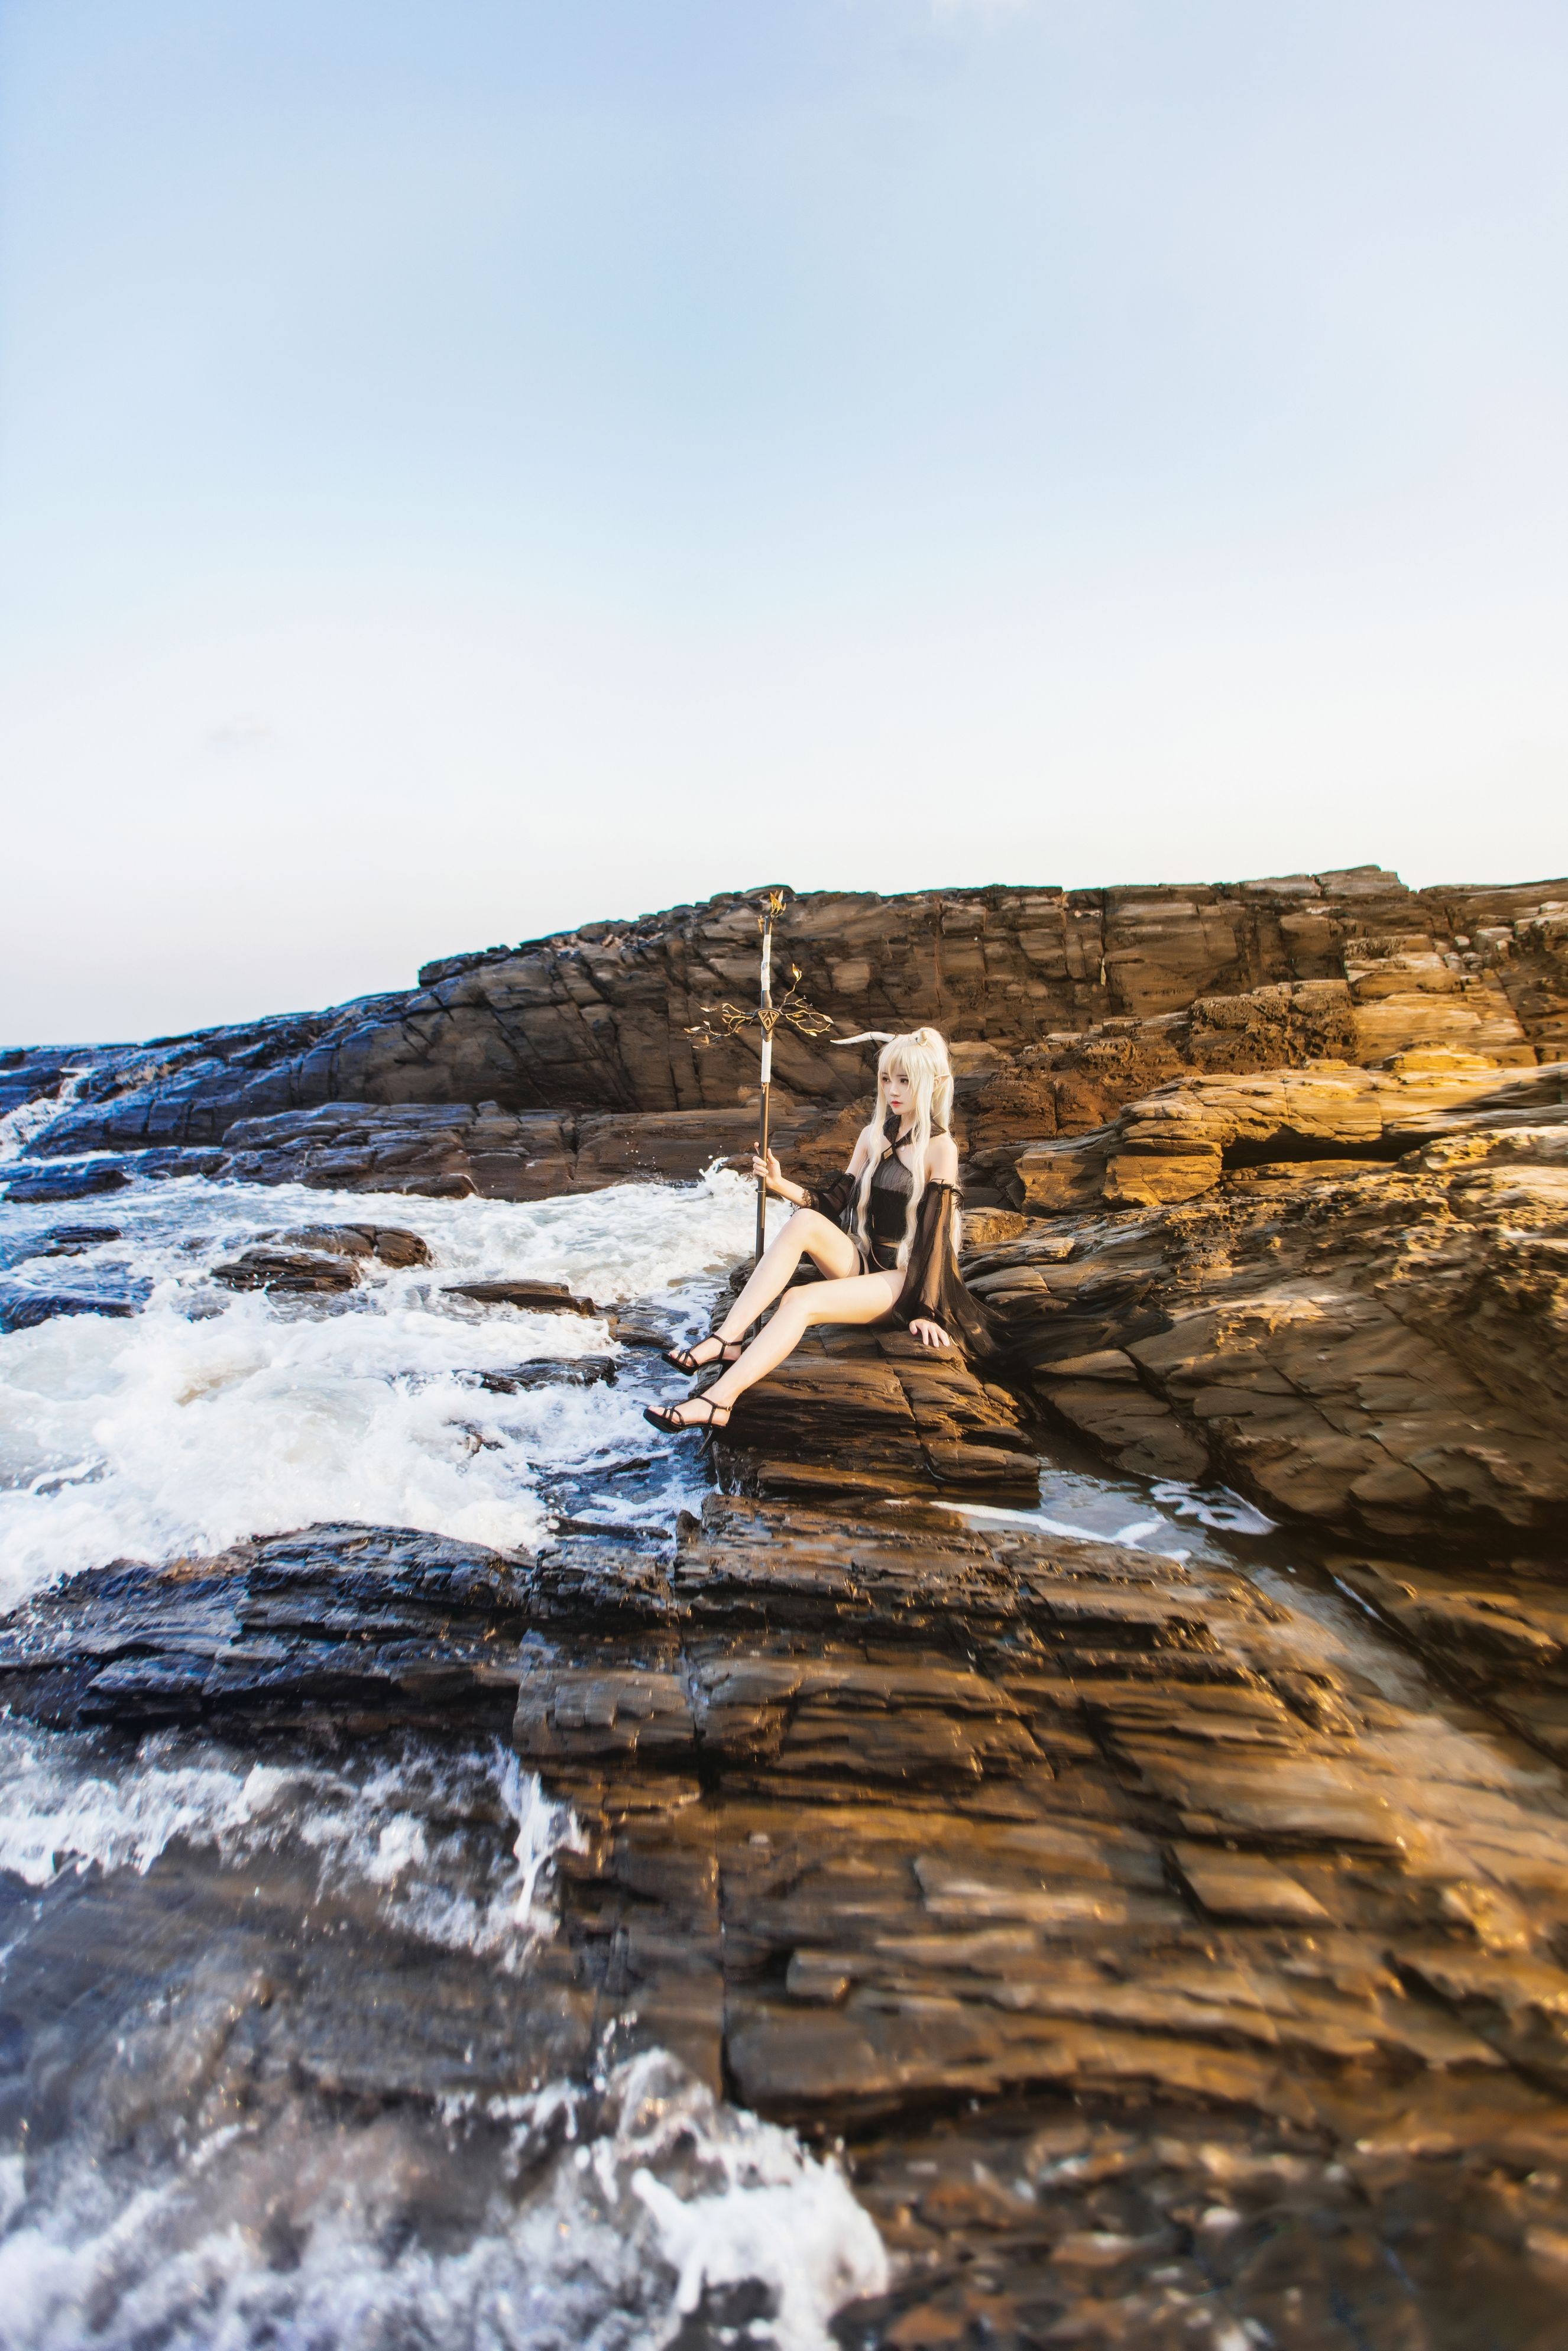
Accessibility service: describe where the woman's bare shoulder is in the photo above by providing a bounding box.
[847,1132,872,1175]
[926,1131,960,1182]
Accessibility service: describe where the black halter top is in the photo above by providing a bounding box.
[867,1115,945,1262]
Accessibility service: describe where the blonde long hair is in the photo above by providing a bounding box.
[851,1028,955,1266]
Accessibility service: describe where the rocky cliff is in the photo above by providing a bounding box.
[965,1063,1568,1542]
[14,866,1566,1159]
[8,865,1567,1547]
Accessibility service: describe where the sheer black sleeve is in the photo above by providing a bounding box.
[809,1170,858,1225]
[889,1181,999,1361]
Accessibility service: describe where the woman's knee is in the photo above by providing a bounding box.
[792,1207,857,1269]
[762,1210,818,1262]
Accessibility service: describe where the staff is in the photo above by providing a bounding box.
[686,889,835,1265]
[754,893,777,1259]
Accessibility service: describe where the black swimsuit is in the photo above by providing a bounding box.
[865,1145,913,1272]
[806,1115,999,1360]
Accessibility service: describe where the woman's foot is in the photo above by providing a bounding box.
[662,1335,743,1375]
[643,1394,733,1434]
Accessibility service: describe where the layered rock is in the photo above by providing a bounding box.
[9,873,1568,2343]
[210,1222,432,1293]
[965,1070,1568,1542]
[19,868,1566,1161]
[11,1500,1568,2340]
[1332,1550,1568,1766]
[710,1323,1041,1507]
[6,873,1566,1554]
[978,1053,1567,1214]
[81,970,1555,1213]
[0,1284,143,1334]
[206,1099,853,1200]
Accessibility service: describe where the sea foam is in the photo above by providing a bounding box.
[0,1717,887,2351]
[0,2050,887,2351]
[0,1168,767,1605]
[0,1720,585,1965]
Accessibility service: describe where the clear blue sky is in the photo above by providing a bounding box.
[3,0,1565,1042]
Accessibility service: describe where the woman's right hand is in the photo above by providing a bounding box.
[750,1150,785,1194]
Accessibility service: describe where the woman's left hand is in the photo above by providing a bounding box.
[909,1319,953,1348]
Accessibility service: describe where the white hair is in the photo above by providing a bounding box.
[850,1027,955,1265]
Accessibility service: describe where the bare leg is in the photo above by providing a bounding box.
[714,1208,860,1342]
[652,1266,903,1426]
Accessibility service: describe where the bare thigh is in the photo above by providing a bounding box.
[704,1261,905,1407]
[796,1267,904,1326]
[789,1208,861,1282]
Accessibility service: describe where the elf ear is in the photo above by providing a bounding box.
[829,1031,896,1046]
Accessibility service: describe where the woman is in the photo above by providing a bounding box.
[644,1026,994,1434]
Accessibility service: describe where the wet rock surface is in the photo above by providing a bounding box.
[0,1523,538,1732]
[1332,1552,1568,1769]
[215,1100,793,1199]
[12,1222,123,1258]
[1,1160,129,1203]
[211,1246,365,1293]
[210,1222,435,1293]
[444,1275,601,1316]
[8,1497,1568,2340]
[0,1284,142,1332]
[472,1354,620,1393]
[0,1214,153,1328]
[964,1072,1568,1544]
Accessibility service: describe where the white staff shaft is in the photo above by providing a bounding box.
[754,909,775,1266]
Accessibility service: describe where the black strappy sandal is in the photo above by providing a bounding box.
[662,1336,743,1375]
[643,1397,733,1434]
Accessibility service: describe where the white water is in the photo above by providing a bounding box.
[0,1715,886,2351]
[0,1168,892,2346]
[0,1719,587,1965]
[0,2048,887,2351]
[0,1168,772,1607]
[0,1076,92,1164]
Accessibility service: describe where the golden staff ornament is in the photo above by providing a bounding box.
[685,890,837,1264]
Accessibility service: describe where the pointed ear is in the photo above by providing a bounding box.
[829,1031,895,1046]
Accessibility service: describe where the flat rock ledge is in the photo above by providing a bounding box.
[711,1323,1041,1507]
[11,1501,1568,2340]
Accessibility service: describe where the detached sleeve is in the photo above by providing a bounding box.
[810,1171,857,1225]
[896,1181,999,1361]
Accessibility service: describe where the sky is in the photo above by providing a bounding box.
[2,0,1566,1044]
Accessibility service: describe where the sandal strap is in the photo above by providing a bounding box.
[681,1396,731,1427]
[644,1397,733,1433]
[665,1335,739,1372]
